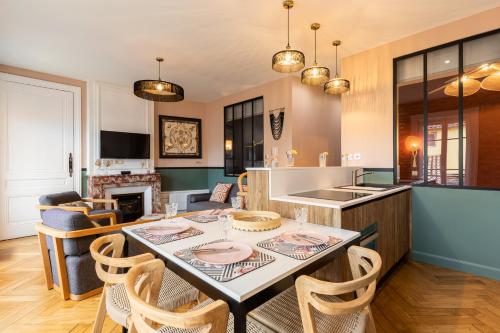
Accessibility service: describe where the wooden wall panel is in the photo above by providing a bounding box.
[247,170,269,211]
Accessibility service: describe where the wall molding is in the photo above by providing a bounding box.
[155,166,223,170]
[364,167,394,172]
[412,250,500,280]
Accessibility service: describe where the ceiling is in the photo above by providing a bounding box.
[1,0,499,102]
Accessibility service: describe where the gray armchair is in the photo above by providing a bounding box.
[36,209,151,301]
[186,184,239,212]
[38,191,123,225]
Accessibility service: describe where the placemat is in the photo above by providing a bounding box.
[183,215,219,223]
[132,226,203,245]
[257,234,342,260]
[174,240,275,282]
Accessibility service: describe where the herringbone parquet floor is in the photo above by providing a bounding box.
[1,236,499,332]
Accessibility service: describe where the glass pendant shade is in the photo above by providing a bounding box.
[324,40,350,95]
[272,48,305,73]
[134,57,184,102]
[272,0,305,73]
[301,23,330,86]
[324,77,350,94]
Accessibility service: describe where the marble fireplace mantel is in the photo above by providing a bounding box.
[88,173,162,213]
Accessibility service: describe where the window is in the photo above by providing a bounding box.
[224,97,264,176]
[395,29,500,189]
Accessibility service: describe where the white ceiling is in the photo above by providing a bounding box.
[1,0,499,102]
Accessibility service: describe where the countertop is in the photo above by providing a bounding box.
[270,185,412,209]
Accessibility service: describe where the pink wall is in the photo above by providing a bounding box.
[291,79,341,166]
[155,100,209,167]
[155,76,342,168]
[341,6,500,167]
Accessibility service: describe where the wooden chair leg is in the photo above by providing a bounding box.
[37,232,53,290]
[53,237,70,300]
[92,287,108,333]
[365,306,377,333]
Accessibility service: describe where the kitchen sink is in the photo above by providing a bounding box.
[337,183,401,192]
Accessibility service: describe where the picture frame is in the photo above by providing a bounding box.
[159,115,202,159]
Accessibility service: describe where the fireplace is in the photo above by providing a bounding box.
[112,192,144,222]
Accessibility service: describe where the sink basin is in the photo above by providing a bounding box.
[339,185,388,191]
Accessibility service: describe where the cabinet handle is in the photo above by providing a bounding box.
[69,153,73,177]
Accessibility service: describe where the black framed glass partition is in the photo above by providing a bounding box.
[224,97,264,176]
[394,29,500,189]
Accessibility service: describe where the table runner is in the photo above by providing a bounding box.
[174,240,275,282]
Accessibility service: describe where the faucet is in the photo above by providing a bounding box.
[352,168,373,186]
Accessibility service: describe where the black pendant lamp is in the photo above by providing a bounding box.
[134,57,184,102]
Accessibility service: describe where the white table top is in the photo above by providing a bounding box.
[123,217,360,302]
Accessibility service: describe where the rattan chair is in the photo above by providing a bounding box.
[248,246,382,333]
[125,259,270,333]
[89,234,200,333]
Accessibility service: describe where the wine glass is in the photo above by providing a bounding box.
[165,202,178,221]
[218,214,232,240]
[294,207,308,229]
[231,197,242,210]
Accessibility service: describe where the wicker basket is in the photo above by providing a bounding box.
[230,211,282,232]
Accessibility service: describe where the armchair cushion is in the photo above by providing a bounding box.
[41,209,96,256]
[90,209,123,225]
[59,200,92,209]
[39,191,82,206]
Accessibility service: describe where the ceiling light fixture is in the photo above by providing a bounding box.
[301,23,330,86]
[324,40,350,95]
[272,0,305,73]
[134,57,184,102]
[443,75,481,97]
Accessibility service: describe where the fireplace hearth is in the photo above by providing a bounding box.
[112,192,144,222]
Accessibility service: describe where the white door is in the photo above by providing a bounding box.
[0,73,81,240]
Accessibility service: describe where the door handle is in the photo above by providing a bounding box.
[69,153,73,177]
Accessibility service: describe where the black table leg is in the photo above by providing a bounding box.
[232,304,247,333]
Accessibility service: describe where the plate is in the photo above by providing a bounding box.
[280,231,329,246]
[193,241,253,265]
[143,223,190,236]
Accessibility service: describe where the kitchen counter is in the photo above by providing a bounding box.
[270,185,411,209]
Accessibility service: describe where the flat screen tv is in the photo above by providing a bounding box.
[100,130,150,159]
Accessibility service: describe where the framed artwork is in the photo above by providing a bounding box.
[159,115,202,158]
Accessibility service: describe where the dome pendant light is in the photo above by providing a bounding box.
[134,57,184,102]
[272,0,305,73]
[324,40,350,95]
[301,23,330,86]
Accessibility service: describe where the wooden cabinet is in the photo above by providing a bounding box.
[341,190,411,277]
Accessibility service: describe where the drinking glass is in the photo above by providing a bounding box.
[165,202,178,221]
[218,214,232,240]
[294,207,308,229]
[231,197,242,210]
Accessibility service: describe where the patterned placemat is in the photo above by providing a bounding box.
[132,226,204,245]
[174,240,275,282]
[257,234,342,260]
[184,215,219,223]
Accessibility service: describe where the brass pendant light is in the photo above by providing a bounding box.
[134,57,184,102]
[272,0,305,73]
[301,23,330,86]
[324,40,350,95]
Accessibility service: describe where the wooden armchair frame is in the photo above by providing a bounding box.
[35,216,155,301]
[37,197,119,225]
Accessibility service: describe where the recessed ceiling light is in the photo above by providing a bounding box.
[444,60,451,64]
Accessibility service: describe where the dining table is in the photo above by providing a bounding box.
[122,212,360,333]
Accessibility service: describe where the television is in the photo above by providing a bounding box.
[100,130,150,159]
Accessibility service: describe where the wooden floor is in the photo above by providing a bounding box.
[1,237,499,333]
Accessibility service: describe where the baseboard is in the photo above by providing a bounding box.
[412,250,500,280]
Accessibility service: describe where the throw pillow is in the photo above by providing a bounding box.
[209,183,233,203]
[59,201,92,209]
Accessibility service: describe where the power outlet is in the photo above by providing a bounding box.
[347,154,353,161]
[354,153,362,160]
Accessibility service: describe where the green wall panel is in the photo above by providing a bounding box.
[81,170,88,198]
[363,171,394,184]
[207,168,238,191]
[156,168,208,191]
